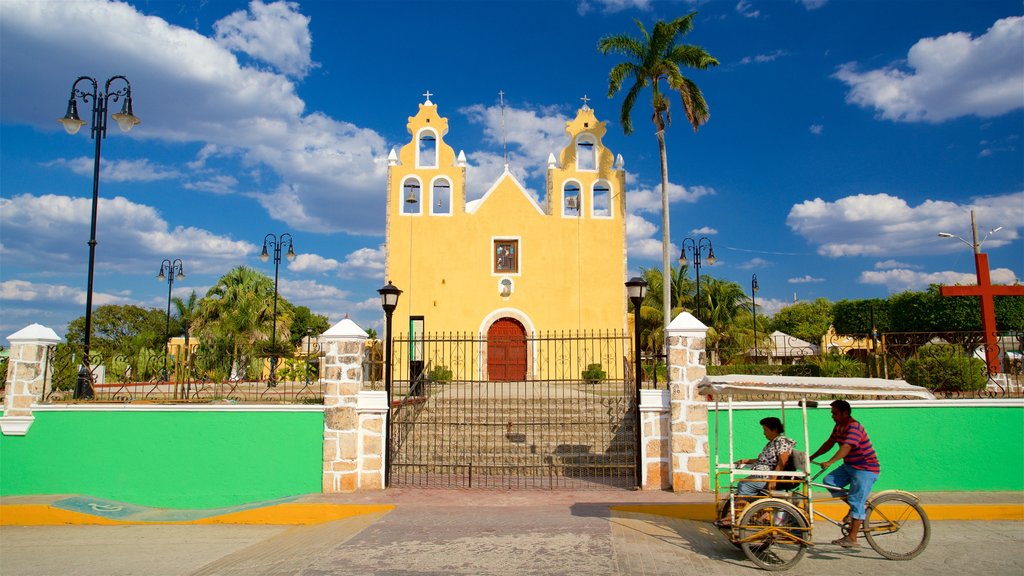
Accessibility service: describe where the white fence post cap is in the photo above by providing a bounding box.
[322,318,368,339]
[7,323,60,345]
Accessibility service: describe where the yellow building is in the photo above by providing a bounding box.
[384,96,629,379]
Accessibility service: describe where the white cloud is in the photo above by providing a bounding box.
[289,253,341,274]
[787,192,1023,257]
[789,275,825,284]
[858,267,1019,292]
[758,298,792,316]
[0,193,254,274]
[834,16,1024,122]
[1,0,389,235]
[809,124,824,135]
[627,238,667,260]
[213,0,318,79]
[628,177,716,213]
[799,0,828,9]
[0,279,127,307]
[43,157,181,182]
[739,50,789,65]
[340,245,386,279]
[690,226,718,235]
[874,259,918,270]
[738,257,771,270]
[183,174,239,195]
[736,0,761,18]
[626,214,659,240]
[577,0,653,15]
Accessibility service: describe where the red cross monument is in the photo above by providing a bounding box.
[939,252,1024,374]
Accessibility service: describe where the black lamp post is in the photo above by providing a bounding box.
[304,328,314,388]
[678,237,716,321]
[751,274,759,364]
[60,75,140,399]
[626,276,648,488]
[157,259,185,383]
[378,281,402,487]
[261,233,295,387]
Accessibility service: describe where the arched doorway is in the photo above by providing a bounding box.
[487,317,527,381]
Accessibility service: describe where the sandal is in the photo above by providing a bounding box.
[831,536,860,548]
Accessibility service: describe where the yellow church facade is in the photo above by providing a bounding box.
[384,96,628,380]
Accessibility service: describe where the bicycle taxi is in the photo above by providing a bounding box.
[699,374,934,571]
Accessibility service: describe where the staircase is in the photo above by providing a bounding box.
[389,381,637,489]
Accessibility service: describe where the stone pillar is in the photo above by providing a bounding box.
[320,318,368,492]
[639,389,670,489]
[1,324,61,436]
[666,313,710,492]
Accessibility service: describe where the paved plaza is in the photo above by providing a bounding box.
[2,489,1022,575]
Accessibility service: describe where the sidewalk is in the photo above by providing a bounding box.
[1,489,1022,576]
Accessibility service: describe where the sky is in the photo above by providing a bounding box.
[1,0,1022,343]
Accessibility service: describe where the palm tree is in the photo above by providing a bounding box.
[171,290,198,360]
[193,266,291,379]
[636,265,695,354]
[701,277,747,364]
[599,13,718,349]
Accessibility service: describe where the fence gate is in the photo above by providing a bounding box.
[387,330,637,489]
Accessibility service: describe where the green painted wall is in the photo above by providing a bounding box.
[709,405,1024,492]
[0,410,324,508]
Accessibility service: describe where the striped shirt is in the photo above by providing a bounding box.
[830,419,880,473]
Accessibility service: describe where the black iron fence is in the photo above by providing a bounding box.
[386,330,638,489]
[41,343,323,403]
[707,330,1023,398]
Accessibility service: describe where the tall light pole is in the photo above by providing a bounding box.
[751,274,760,364]
[261,233,295,387]
[378,281,402,487]
[678,237,716,321]
[626,276,648,488]
[937,209,1002,254]
[59,75,140,399]
[157,259,185,384]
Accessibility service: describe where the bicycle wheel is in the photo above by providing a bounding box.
[863,493,931,560]
[738,499,808,571]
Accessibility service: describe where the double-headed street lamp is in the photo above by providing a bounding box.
[59,75,140,399]
[157,259,185,383]
[751,274,760,364]
[625,276,648,488]
[378,281,402,487]
[261,233,295,387]
[678,237,716,320]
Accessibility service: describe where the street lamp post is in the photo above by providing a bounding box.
[678,237,716,321]
[261,233,296,387]
[378,282,402,487]
[626,276,648,488]
[751,274,759,364]
[157,259,185,384]
[59,75,140,399]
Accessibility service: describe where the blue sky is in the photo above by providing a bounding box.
[1,0,1022,342]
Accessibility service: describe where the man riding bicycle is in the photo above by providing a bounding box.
[809,399,880,548]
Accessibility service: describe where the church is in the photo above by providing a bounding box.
[383,95,629,380]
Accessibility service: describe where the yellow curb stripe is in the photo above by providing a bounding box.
[611,502,1024,522]
[0,503,394,526]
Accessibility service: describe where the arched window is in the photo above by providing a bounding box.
[431,178,451,215]
[563,182,581,218]
[592,181,612,218]
[576,135,596,171]
[418,131,437,168]
[402,178,421,214]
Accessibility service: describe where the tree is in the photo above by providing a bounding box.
[192,266,292,378]
[599,13,718,350]
[700,277,747,362]
[65,304,169,356]
[172,290,199,357]
[635,265,693,353]
[770,298,834,345]
[289,306,330,348]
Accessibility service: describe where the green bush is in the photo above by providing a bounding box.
[582,363,606,383]
[806,354,866,378]
[642,361,668,382]
[428,365,453,383]
[903,353,988,391]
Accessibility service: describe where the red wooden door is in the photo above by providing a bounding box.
[487,318,527,381]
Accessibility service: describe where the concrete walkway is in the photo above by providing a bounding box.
[1,490,1022,575]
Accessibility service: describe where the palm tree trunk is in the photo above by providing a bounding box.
[656,129,671,358]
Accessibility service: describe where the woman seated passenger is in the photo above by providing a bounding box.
[717,417,795,527]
